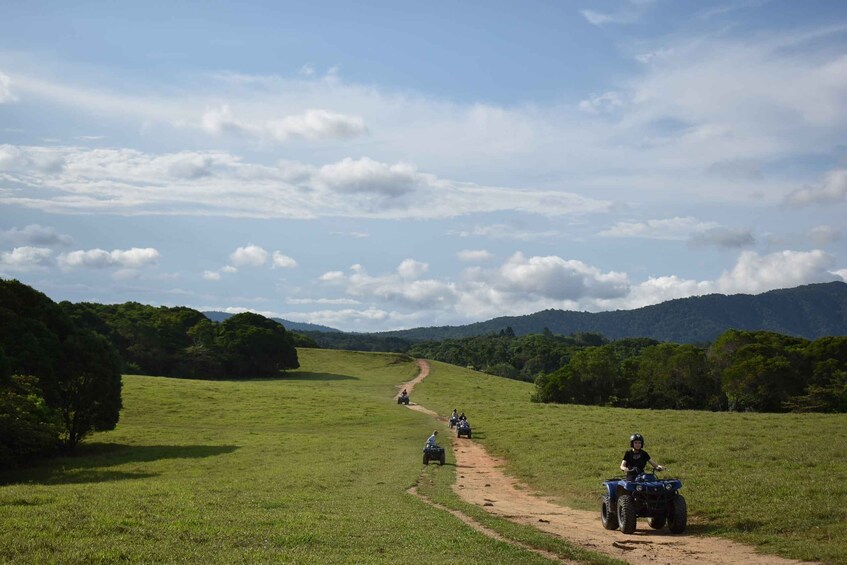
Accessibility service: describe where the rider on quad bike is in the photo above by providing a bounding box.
[620,433,663,479]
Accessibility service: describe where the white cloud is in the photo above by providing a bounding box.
[319,270,345,282]
[203,270,221,281]
[714,249,837,294]
[599,217,720,240]
[58,247,159,269]
[0,145,611,219]
[397,259,428,279]
[0,224,73,246]
[457,249,493,262]
[0,246,54,271]
[785,169,847,206]
[229,244,268,267]
[200,105,366,142]
[834,269,847,282]
[0,72,16,103]
[496,252,629,301]
[272,251,297,268]
[285,297,360,305]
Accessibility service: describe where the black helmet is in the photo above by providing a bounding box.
[630,433,644,447]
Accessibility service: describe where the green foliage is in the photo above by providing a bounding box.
[57,331,123,448]
[0,279,124,459]
[0,375,60,468]
[64,302,301,379]
[215,312,299,377]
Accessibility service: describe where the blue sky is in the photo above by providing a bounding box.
[1,0,846,331]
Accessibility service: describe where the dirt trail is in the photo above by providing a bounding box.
[402,359,810,565]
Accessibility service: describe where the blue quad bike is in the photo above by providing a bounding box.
[397,393,410,405]
[423,445,446,465]
[456,420,472,439]
[600,469,687,534]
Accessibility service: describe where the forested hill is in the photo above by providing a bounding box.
[378,282,847,343]
[203,311,340,333]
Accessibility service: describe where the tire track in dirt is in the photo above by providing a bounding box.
[401,359,811,565]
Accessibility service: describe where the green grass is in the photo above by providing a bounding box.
[0,350,591,564]
[3,350,845,563]
[413,359,847,564]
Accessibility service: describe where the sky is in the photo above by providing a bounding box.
[1,0,847,332]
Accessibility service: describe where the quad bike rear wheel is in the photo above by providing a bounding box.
[600,495,619,530]
[617,494,637,534]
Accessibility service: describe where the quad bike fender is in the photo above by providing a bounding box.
[602,482,618,505]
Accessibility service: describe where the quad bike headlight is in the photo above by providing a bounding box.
[665,483,674,490]
[636,485,644,492]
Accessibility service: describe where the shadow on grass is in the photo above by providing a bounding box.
[284,371,359,382]
[0,443,239,486]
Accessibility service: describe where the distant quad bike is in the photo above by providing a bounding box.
[448,415,458,429]
[600,469,687,535]
[397,393,410,405]
[456,420,472,439]
[423,445,446,465]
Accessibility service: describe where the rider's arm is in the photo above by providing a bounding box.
[620,459,629,472]
[649,458,664,470]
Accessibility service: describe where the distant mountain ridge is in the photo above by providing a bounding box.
[375,282,847,343]
[203,311,340,334]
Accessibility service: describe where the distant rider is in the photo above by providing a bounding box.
[426,430,439,448]
[459,412,466,421]
[620,433,664,480]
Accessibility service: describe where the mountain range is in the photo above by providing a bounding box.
[206,282,847,344]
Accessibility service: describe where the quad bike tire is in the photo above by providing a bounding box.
[439,453,445,465]
[616,494,637,534]
[600,495,619,530]
[648,516,666,529]
[668,494,687,534]
[423,453,429,465]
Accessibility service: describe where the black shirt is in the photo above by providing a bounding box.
[623,449,651,472]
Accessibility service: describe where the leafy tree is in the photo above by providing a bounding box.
[215,313,299,377]
[57,330,123,448]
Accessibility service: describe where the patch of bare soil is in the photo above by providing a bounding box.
[402,360,811,565]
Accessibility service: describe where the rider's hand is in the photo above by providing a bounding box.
[655,465,664,471]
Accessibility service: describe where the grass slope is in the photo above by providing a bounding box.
[0,350,591,564]
[413,359,847,564]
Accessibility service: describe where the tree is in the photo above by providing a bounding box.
[57,330,123,448]
[0,374,60,468]
[215,313,299,377]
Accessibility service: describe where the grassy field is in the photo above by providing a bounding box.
[413,359,847,564]
[0,350,614,564]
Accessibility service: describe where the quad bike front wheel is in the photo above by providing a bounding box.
[617,494,637,534]
[668,495,687,534]
[600,495,618,530]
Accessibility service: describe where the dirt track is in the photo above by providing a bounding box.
[400,359,810,565]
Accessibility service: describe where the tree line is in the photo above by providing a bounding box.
[410,327,847,413]
[1,279,304,468]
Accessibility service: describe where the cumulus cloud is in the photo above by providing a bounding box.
[453,224,564,241]
[229,244,268,267]
[496,252,629,301]
[397,259,428,279]
[785,169,847,206]
[58,247,159,269]
[203,270,222,281]
[714,249,837,294]
[0,224,73,247]
[200,105,366,142]
[689,227,755,248]
[0,246,54,271]
[272,251,297,268]
[457,249,493,262]
[0,72,16,103]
